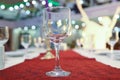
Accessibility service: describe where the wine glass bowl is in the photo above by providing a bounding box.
[43,7,71,77]
[20,33,32,59]
[21,33,31,49]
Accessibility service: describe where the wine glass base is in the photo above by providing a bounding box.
[46,69,71,77]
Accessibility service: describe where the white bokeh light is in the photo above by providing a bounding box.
[48,3,53,7]
[81,23,86,27]
[9,7,14,11]
[0,5,5,9]
[72,20,76,24]
[31,25,36,30]
[75,25,79,29]
[57,20,62,27]
[42,0,46,5]
[98,17,102,22]
[20,4,24,8]
[115,14,120,19]
[14,5,19,10]
[23,0,28,2]
[24,26,28,31]
[26,2,30,6]
[26,10,31,15]
[32,0,37,5]
[80,0,84,4]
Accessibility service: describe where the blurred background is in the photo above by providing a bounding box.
[0,0,120,51]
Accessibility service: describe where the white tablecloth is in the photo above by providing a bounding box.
[1,48,120,70]
[0,48,46,70]
[73,48,120,69]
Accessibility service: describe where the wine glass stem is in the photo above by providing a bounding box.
[54,43,61,70]
[110,46,114,59]
[0,45,5,69]
[24,47,28,59]
[110,46,114,52]
[25,48,28,54]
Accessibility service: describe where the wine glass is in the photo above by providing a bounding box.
[21,33,32,59]
[0,26,9,69]
[33,37,42,48]
[108,30,118,51]
[107,29,118,59]
[0,26,9,46]
[43,7,71,77]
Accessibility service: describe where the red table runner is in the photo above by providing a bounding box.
[0,50,120,80]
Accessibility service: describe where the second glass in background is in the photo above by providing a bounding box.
[20,33,32,59]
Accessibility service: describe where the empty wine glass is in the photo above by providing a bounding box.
[33,37,42,48]
[21,33,32,59]
[43,7,71,77]
[108,30,118,51]
[107,29,118,59]
[0,26,9,46]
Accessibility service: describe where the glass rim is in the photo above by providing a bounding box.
[43,6,71,11]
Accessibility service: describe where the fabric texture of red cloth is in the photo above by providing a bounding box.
[0,50,120,80]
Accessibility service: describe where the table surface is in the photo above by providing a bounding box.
[74,48,120,68]
[2,48,46,70]
[0,49,120,80]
